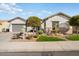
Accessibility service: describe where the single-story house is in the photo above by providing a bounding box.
[0,12,73,33]
[41,12,72,34]
[8,17,26,32]
[0,20,9,32]
[8,17,33,32]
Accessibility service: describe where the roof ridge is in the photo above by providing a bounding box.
[43,12,71,22]
[8,17,25,22]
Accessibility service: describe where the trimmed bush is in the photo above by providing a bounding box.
[26,35,33,39]
[38,30,44,34]
[26,36,31,39]
[33,35,39,38]
[37,35,64,41]
[66,34,79,41]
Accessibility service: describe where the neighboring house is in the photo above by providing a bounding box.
[41,12,72,34]
[0,20,9,32]
[8,17,26,32]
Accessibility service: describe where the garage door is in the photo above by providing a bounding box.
[12,24,25,32]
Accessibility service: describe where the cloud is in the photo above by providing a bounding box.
[42,10,52,14]
[35,10,52,17]
[21,10,53,18]
[27,11,33,15]
[26,11,42,16]
[36,13,42,16]
[21,11,33,16]
[0,3,23,14]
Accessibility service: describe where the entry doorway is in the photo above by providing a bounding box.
[52,21,59,33]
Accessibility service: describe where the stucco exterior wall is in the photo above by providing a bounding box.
[0,21,9,32]
[10,19,25,24]
[41,22,44,29]
[9,19,25,32]
[27,27,32,32]
[44,15,69,31]
[9,24,12,32]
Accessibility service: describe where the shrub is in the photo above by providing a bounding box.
[33,35,39,38]
[66,34,79,41]
[37,35,64,41]
[37,30,44,34]
[26,35,33,39]
[26,36,31,39]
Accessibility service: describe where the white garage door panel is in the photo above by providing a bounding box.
[12,24,25,32]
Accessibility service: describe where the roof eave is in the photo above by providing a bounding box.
[43,12,71,22]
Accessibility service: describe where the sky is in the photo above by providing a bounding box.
[0,3,79,20]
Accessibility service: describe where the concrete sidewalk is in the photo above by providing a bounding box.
[0,41,79,52]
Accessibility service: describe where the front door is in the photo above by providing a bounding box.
[52,21,59,33]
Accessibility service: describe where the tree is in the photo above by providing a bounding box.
[69,15,79,33]
[26,16,41,33]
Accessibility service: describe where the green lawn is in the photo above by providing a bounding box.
[37,35,65,41]
[66,34,79,41]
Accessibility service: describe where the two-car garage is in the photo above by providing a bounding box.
[12,24,25,32]
[8,17,26,32]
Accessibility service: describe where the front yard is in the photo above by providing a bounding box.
[1,31,79,42]
[11,31,79,42]
[66,34,79,41]
[37,35,65,41]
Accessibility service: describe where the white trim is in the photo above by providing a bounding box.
[9,24,12,32]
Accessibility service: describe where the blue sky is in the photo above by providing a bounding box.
[0,3,79,20]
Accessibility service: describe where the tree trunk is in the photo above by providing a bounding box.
[76,26,79,34]
[36,27,38,34]
[33,27,35,34]
[73,26,79,34]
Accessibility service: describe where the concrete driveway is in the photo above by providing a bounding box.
[0,32,12,42]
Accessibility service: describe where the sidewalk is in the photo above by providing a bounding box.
[0,41,79,52]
